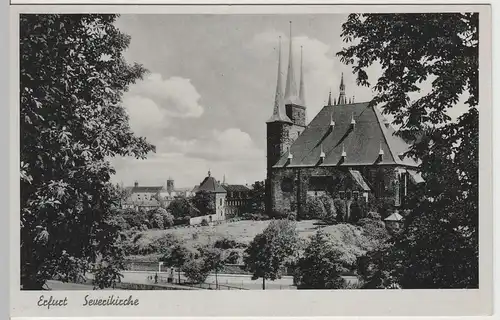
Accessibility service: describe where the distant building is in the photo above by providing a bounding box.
[189,170,227,225]
[123,178,194,211]
[221,182,252,217]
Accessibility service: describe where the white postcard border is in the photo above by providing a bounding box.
[9,3,494,317]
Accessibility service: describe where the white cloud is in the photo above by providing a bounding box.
[129,73,204,118]
[111,128,266,188]
[123,95,168,137]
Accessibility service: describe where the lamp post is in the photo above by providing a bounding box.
[158,261,164,273]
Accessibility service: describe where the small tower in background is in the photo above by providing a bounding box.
[338,72,347,105]
[166,177,175,193]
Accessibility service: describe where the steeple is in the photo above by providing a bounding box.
[338,72,346,105]
[267,36,292,123]
[327,90,332,106]
[284,21,299,105]
[299,46,306,106]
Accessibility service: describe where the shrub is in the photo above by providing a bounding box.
[320,196,337,225]
[333,199,348,222]
[349,201,367,224]
[182,259,210,284]
[303,196,326,220]
[242,212,269,221]
[213,238,247,249]
[150,213,164,229]
[163,212,175,228]
[201,218,209,226]
[225,250,240,264]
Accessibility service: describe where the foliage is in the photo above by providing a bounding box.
[168,198,196,218]
[20,14,155,289]
[122,233,180,256]
[149,213,164,229]
[213,238,247,249]
[182,258,210,284]
[201,218,209,226]
[225,250,240,264]
[333,199,348,222]
[248,181,266,213]
[193,191,216,216]
[338,13,478,288]
[160,243,193,283]
[302,196,326,220]
[295,230,346,289]
[367,196,395,219]
[244,220,300,289]
[349,200,368,223]
[241,212,270,221]
[319,195,337,225]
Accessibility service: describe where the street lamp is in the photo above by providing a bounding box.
[158,261,164,273]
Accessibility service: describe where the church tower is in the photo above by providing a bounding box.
[284,22,307,142]
[266,36,293,171]
[337,72,347,105]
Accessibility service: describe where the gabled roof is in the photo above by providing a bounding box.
[197,176,227,193]
[384,212,403,221]
[273,102,419,168]
[223,184,251,192]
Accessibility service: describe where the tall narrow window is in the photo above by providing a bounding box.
[394,180,401,207]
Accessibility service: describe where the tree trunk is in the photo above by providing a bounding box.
[262,278,266,290]
[215,270,218,290]
[178,269,181,284]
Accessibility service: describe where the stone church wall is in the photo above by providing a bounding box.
[268,165,406,216]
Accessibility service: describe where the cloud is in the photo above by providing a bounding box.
[123,95,168,137]
[129,73,204,118]
[111,128,266,187]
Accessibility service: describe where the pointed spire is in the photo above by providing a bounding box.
[208,169,211,177]
[223,174,226,185]
[338,72,346,105]
[284,21,299,105]
[319,144,325,159]
[267,37,292,123]
[299,46,306,106]
[327,89,332,106]
[330,111,335,128]
[341,144,347,158]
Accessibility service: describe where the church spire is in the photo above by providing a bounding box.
[267,36,291,123]
[298,46,306,106]
[327,89,332,106]
[284,21,299,105]
[338,72,346,105]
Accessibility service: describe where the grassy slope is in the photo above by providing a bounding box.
[140,220,323,248]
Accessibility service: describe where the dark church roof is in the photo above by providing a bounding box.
[222,184,251,192]
[274,102,419,168]
[196,172,227,193]
[128,186,163,193]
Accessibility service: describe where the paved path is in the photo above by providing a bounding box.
[120,270,296,290]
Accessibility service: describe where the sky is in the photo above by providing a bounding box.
[110,14,468,189]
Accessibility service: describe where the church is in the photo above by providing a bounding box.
[265,24,424,218]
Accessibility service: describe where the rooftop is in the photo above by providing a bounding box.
[274,102,419,168]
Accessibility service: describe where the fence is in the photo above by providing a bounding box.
[146,274,248,290]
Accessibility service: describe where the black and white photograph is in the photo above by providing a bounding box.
[11,3,493,317]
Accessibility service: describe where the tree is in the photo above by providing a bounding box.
[182,258,210,284]
[337,13,478,288]
[244,220,299,289]
[193,191,215,216]
[168,198,196,218]
[198,246,224,289]
[160,244,192,284]
[20,14,155,290]
[249,181,266,213]
[295,230,346,289]
[225,250,240,264]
